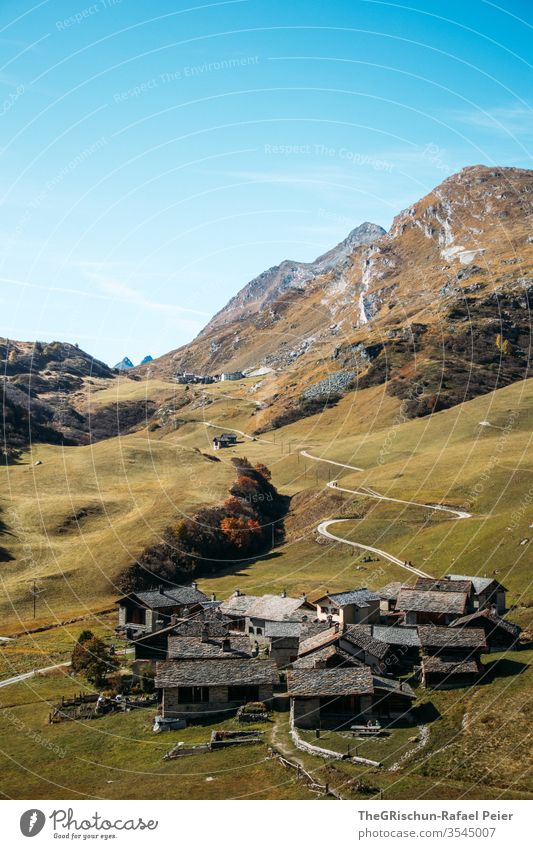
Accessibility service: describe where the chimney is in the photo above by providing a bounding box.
[302,594,307,603]
[211,592,217,602]
[191,581,198,591]
[334,622,340,633]
[201,623,209,643]
[170,613,179,625]
[222,637,231,652]
[158,584,165,595]
[234,588,241,597]
[280,589,286,598]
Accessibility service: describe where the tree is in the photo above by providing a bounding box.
[496,334,512,355]
[71,635,114,687]
[220,516,261,549]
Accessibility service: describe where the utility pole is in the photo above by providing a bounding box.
[29,579,44,619]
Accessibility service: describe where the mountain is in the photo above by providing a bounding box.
[145,165,532,430]
[1,340,154,461]
[200,221,386,335]
[114,356,134,370]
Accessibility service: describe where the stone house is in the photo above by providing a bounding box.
[264,621,301,668]
[244,593,314,639]
[418,625,487,689]
[288,668,415,729]
[450,609,521,651]
[314,588,380,626]
[396,587,468,626]
[116,583,208,635]
[219,590,260,631]
[446,574,507,613]
[377,582,403,616]
[131,608,231,660]
[213,433,238,450]
[155,658,278,718]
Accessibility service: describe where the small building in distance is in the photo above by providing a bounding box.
[155,658,278,718]
[219,590,260,631]
[446,574,507,613]
[220,371,244,381]
[116,583,208,635]
[212,433,238,450]
[314,588,380,626]
[377,582,403,616]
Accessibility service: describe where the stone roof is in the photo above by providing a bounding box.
[421,656,481,676]
[414,577,473,594]
[341,626,390,659]
[418,625,486,650]
[245,595,310,622]
[264,621,302,638]
[372,676,416,699]
[167,636,253,660]
[371,625,421,647]
[287,667,374,697]
[171,617,231,637]
[446,574,506,595]
[396,587,468,615]
[377,581,403,601]
[298,626,340,657]
[291,645,362,670]
[316,588,380,608]
[155,658,278,688]
[450,610,521,638]
[219,594,260,618]
[121,585,208,610]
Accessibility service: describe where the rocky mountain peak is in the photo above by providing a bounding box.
[199,220,385,337]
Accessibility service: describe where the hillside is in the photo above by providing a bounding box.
[1,374,531,634]
[1,339,159,460]
[145,165,532,432]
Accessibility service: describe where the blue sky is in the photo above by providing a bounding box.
[1,0,531,365]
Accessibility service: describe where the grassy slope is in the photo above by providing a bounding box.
[0,376,532,800]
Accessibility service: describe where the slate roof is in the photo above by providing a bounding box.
[414,577,473,594]
[450,610,521,638]
[342,626,390,659]
[371,626,421,647]
[421,656,481,676]
[155,658,278,688]
[377,581,403,601]
[372,676,416,699]
[316,588,380,608]
[167,636,253,660]
[170,617,231,637]
[120,585,208,610]
[446,574,507,595]
[219,594,260,618]
[287,667,374,697]
[298,626,340,657]
[396,588,468,615]
[291,645,363,669]
[245,595,310,622]
[418,626,486,650]
[264,621,302,639]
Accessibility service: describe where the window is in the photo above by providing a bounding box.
[320,606,328,613]
[228,685,259,702]
[248,626,254,634]
[331,607,339,615]
[178,686,208,704]
[256,627,263,636]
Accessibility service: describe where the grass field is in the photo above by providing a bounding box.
[0,648,530,800]
[0,374,531,799]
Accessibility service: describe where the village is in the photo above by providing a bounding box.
[83,572,523,763]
